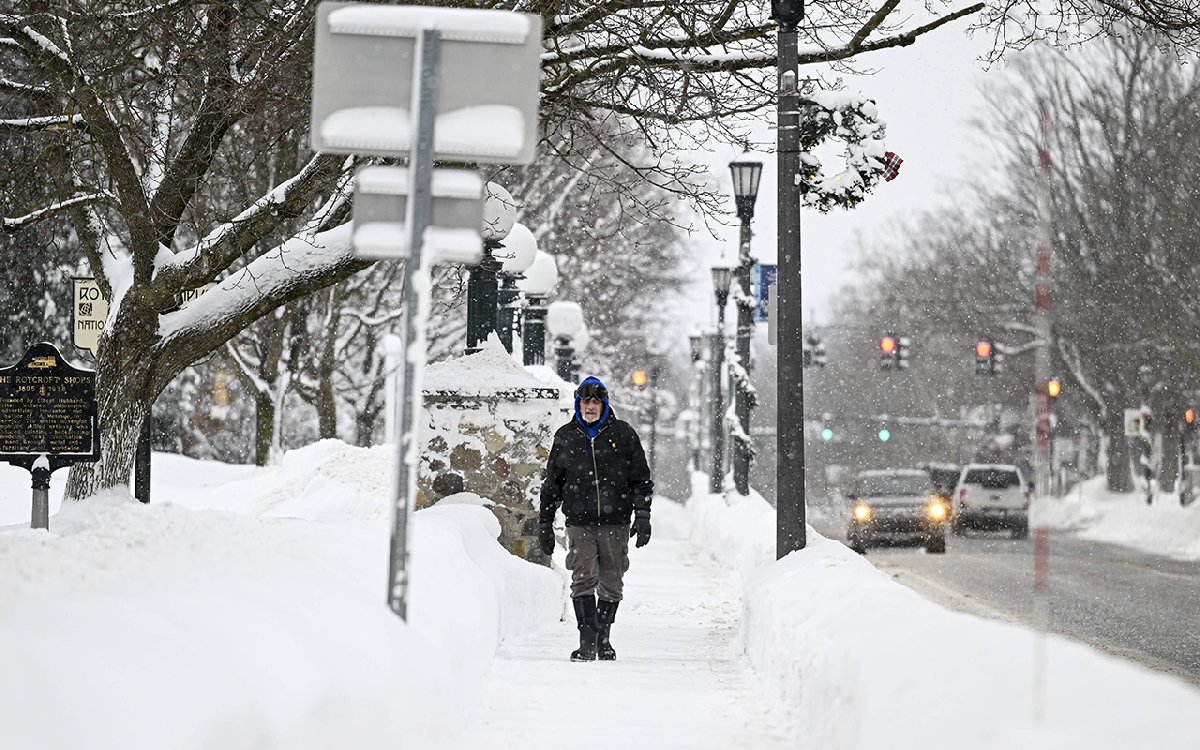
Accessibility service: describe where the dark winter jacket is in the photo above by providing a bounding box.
[539,378,653,527]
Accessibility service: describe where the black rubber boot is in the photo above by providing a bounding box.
[570,595,599,662]
[597,599,620,661]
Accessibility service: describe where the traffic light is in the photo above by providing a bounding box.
[974,340,992,375]
[896,336,911,369]
[631,369,647,388]
[880,333,898,370]
[803,334,827,367]
[878,427,892,442]
[1186,408,1197,431]
[974,340,1003,375]
[820,426,834,442]
[1047,378,1061,398]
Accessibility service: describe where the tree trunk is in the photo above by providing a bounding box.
[255,390,274,467]
[1160,433,1180,493]
[63,302,161,501]
[316,363,337,439]
[1105,410,1134,493]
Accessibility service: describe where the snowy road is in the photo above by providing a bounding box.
[453,537,799,750]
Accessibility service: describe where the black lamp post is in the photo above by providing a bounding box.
[547,300,585,383]
[519,251,558,366]
[710,265,733,494]
[554,336,575,381]
[729,156,763,497]
[494,223,537,354]
[468,182,517,354]
[689,332,705,470]
[773,0,807,555]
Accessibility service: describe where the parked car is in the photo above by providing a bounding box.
[952,463,1030,538]
[845,469,948,554]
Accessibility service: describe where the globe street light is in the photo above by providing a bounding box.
[494,221,537,354]
[546,300,585,383]
[710,264,734,494]
[518,250,558,366]
[729,155,763,497]
[468,182,517,353]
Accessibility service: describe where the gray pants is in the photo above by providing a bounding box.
[565,524,630,601]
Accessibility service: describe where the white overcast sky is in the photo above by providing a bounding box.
[685,21,995,327]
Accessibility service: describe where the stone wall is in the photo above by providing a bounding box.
[416,346,570,564]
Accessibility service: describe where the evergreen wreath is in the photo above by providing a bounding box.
[796,93,889,213]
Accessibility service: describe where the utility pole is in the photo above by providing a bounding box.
[774,1,806,556]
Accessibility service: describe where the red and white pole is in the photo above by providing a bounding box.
[1034,101,1054,500]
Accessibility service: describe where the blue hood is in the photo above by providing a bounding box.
[574,375,611,438]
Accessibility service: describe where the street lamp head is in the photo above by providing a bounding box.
[729,158,763,221]
[481,182,518,242]
[545,300,584,339]
[770,0,805,31]
[497,222,537,274]
[711,265,734,306]
[517,250,558,296]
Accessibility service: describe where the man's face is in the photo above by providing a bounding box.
[580,397,603,422]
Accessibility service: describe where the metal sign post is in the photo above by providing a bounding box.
[311,2,541,620]
[386,27,440,621]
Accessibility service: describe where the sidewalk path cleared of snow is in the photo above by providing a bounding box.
[453,533,799,749]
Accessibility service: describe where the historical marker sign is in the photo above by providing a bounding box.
[0,342,100,472]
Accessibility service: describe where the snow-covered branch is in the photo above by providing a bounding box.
[2,191,113,232]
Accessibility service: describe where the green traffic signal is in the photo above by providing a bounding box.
[820,427,833,442]
[878,428,891,442]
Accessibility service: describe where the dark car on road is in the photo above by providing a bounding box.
[923,463,961,519]
[845,469,948,555]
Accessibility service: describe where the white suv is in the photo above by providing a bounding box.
[952,463,1030,539]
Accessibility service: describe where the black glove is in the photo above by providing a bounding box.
[630,509,651,548]
[538,522,555,556]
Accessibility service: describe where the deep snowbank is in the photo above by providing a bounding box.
[1035,474,1200,561]
[0,442,561,750]
[686,476,1200,750]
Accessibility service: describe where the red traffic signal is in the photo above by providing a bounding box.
[975,340,992,358]
[1047,378,1062,398]
[631,369,647,388]
[1186,408,1196,425]
[881,336,897,354]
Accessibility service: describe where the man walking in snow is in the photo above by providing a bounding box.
[538,375,653,662]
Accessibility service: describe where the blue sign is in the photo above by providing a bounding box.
[754,264,777,323]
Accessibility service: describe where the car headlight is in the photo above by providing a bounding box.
[853,503,872,522]
[928,501,947,521]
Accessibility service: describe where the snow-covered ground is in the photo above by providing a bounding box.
[2,445,1198,749]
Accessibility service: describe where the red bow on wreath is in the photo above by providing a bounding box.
[882,151,903,182]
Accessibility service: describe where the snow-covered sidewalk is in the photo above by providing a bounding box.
[454,533,796,749]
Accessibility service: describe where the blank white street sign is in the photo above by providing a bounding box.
[311,3,542,164]
[351,166,483,262]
